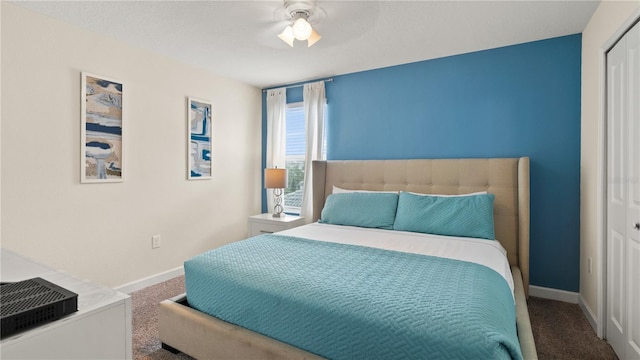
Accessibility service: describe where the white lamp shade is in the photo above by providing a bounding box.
[264,168,287,189]
[278,26,295,47]
[278,18,321,47]
[307,28,321,47]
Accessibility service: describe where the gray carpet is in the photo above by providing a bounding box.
[132,276,193,360]
[132,276,618,360]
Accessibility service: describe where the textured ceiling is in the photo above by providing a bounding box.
[12,1,600,88]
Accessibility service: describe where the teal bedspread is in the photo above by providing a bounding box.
[184,234,523,360]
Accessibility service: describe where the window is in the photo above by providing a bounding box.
[283,103,305,214]
[283,102,326,214]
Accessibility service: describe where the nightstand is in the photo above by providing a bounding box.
[248,214,306,237]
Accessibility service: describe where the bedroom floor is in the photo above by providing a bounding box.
[132,276,617,360]
[527,297,618,359]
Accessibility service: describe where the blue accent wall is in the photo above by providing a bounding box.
[262,34,581,292]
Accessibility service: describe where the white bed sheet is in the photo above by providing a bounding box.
[279,222,515,295]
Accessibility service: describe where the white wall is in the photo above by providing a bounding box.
[0,3,262,288]
[580,0,639,320]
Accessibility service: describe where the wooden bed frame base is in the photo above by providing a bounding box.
[159,266,537,360]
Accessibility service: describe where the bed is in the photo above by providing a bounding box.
[159,157,537,359]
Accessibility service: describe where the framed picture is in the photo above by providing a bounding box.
[187,97,212,180]
[81,72,123,183]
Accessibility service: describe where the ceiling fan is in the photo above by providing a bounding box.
[277,0,322,48]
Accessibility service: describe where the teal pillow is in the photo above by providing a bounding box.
[319,192,399,230]
[393,192,496,240]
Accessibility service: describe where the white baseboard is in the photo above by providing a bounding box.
[529,285,579,304]
[578,295,600,336]
[114,265,184,294]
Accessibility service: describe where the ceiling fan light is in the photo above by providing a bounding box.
[292,17,312,41]
[307,28,321,47]
[278,26,295,47]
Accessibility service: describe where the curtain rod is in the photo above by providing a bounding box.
[262,78,333,93]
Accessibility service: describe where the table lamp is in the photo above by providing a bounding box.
[264,167,287,218]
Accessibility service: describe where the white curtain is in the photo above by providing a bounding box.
[265,87,287,214]
[300,81,326,222]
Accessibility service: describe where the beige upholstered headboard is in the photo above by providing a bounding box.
[312,157,530,295]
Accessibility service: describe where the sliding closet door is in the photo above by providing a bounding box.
[607,20,640,360]
[625,20,640,360]
[607,25,627,359]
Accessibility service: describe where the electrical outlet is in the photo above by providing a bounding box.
[588,257,592,274]
[152,235,161,249]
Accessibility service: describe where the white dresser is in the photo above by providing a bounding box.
[0,249,132,359]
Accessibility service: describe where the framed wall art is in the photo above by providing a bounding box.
[81,72,124,183]
[187,97,212,180]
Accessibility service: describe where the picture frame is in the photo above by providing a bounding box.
[81,72,124,183]
[187,97,212,180]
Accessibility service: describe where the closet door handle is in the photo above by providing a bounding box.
[634,223,640,230]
